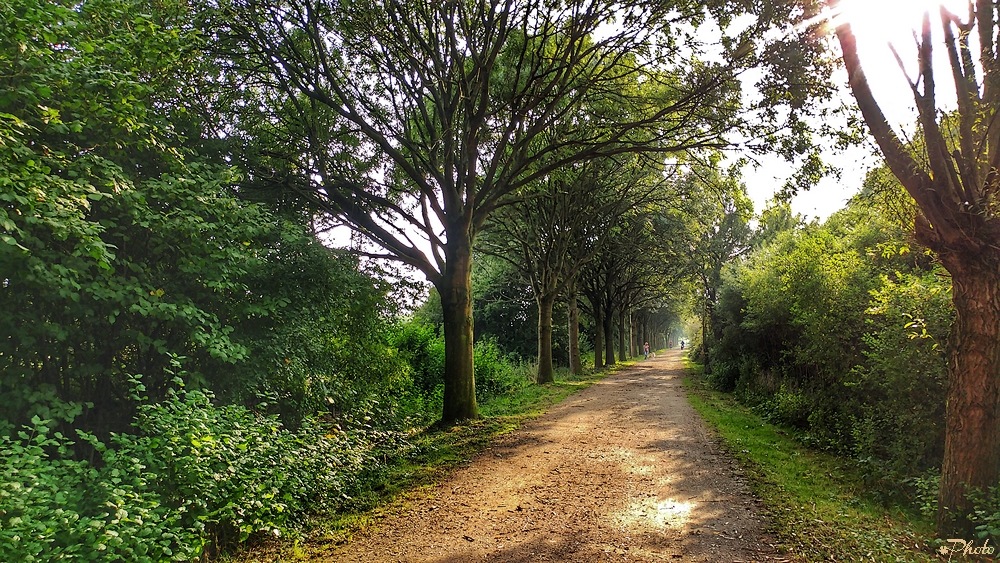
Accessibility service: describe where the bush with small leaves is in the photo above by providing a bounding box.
[0,370,396,562]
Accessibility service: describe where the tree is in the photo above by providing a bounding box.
[831,0,1000,534]
[579,206,682,366]
[685,165,752,370]
[216,0,781,422]
[480,155,660,382]
[472,253,540,362]
[0,0,257,434]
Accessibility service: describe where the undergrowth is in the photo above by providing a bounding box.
[225,361,630,562]
[682,358,942,563]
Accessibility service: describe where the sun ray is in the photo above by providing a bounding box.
[805,0,974,128]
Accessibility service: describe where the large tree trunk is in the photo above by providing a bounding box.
[832,19,1000,534]
[536,293,556,384]
[568,289,583,375]
[937,257,1000,536]
[618,308,627,362]
[438,240,478,423]
[604,304,616,366]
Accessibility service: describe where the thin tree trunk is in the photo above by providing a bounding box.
[594,302,604,369]
[640,314,647,352]
[604,304,616,366]
[438,240,478,423]
[536,293,556,384]
[702,292,710,368]
[568,289,582,375]
[937,261,1000,535]
[618,309,627,362]
[629,311,636,358]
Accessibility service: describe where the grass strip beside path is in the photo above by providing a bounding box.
[682,359,941,563]
[227,361,633,562]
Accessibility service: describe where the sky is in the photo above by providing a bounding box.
[744,0,970,221]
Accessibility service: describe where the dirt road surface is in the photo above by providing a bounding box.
[327,350,785,562]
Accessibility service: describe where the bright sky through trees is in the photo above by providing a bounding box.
[746,0,971,220]
[834,0,970,120]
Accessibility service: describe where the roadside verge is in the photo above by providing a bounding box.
[682,358,942,563]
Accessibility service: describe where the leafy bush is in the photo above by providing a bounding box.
[394,320,446,398]
[707,359,739,392]
[0,369,399,562]
[972,487,1000,541]
[394,320,534,405]
[709,201,952,494]
[474,338,533,400]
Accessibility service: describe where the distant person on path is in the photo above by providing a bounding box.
[643,342,649,359]
[680,340,685,350]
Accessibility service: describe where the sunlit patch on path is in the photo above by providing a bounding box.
[326,350,779,562]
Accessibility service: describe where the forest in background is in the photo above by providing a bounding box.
[5,0,1000,559]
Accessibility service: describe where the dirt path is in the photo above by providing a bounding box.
[327,350,785,562]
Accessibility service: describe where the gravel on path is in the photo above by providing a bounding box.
[326,350,788,562]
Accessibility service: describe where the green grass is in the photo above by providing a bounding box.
[682,358,941,563]
[226,360,636,562]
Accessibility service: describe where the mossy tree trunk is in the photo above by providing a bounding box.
[438,237,478,423]
[604,303,616,366]
[618,308,627,362]
[568,288,583,375]
[536,293,557,384]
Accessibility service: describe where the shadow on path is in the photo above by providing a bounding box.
[326,350,783,563]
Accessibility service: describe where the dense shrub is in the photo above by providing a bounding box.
[394,319,533,406]
[474,338,533,400]
[709,202,951,491]
[471,256,543,362]
[0,0,408,440]
[393,320,446,399]
[0,370,398,562]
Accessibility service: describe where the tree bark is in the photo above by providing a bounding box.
[937,256,1000,536]
[604,303,616,366]
[568,289,583,375]
[536,293,556,384]
[594,302,604,369]
[438,239,478,423]
[618,308,627,362]
[641,314,647,351]
[629,312,636,358]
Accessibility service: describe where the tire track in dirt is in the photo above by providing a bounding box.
[325,350,787,562]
